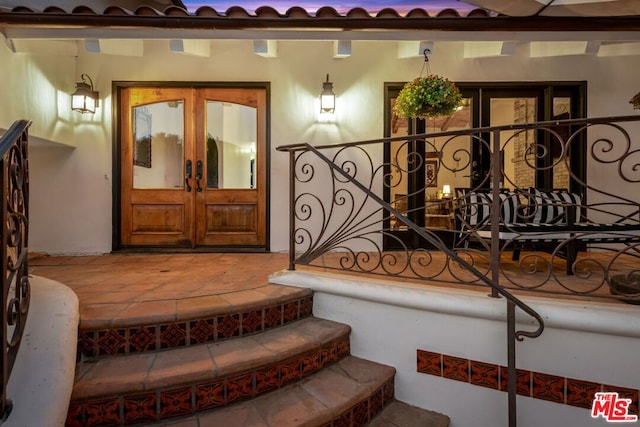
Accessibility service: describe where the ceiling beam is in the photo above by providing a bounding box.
[464,41,517,58]
[169,39,210,57]
[253,40,277,57]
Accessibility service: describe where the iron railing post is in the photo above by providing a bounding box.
[490,129,501,299]
[288,150,296,270]
[507,299,517,427]
[0,154,7,421]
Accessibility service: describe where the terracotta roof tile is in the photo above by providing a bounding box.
[1,1,634,34]
[375,8,402,18]
[345,8,370,19]
[193,6,221,17]
[254,6,281,18]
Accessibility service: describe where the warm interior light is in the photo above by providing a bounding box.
[71,74,99,114]
[442,184,452,197]
[320,74,336,113]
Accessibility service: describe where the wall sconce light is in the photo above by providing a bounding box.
[319,74,336,113]
[71,74,99,114]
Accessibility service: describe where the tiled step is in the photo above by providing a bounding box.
[369,401,450,427]
[67,316,351,426]
[77,284,313,357]
[148,356,396,427]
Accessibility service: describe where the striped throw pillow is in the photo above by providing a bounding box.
[460,191,519,230]
[529,188,581,224]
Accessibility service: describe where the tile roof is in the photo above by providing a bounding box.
[0,0,638,35]
[0,1,489,18]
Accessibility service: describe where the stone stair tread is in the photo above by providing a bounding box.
[149,356,396,427]
[71,316,350,401]
[368,401,450,427]
[80,284,312,329]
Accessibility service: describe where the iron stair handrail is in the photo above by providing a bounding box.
[0,119,31,423]
[280,140,545,427]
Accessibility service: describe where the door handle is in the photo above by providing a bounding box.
[185,160,192,192]
[196,160,203,192]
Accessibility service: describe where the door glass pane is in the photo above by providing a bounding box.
[490,97,537,190]
[132,101,184,189]
[389,97,409,225]
[553,97,572,189]
[205,101,257,189]
[430,97,472,197]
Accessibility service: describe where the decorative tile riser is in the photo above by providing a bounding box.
[321,378,395,427]
[78,295,313,358]
[66,334,349,426]
[417,349,639,415]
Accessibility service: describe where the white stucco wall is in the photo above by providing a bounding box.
[1,36,640,254]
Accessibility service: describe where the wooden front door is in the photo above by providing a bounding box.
[120,86,267,249]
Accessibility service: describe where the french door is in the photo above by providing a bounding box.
[383,82,586,250]
[119,86,267,249]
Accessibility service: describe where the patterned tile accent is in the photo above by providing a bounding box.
[352,399,370,425]
[532,372,565,403]
[97,329,126,356]
[226,372,254,404]
[333,410,352,427]
[417,349,442,376]
[500,366,532,397]
[336,338,350,359]
[78,294,313,357]
[216,314,240,340]
[65,401,83,427]
[263,305,283,328]
[123,392,157,425]
[129,326,157,353]
[603,385,639,416]
[283,300,299,322]
[321,341,338,364]
[417,349,639,416]
[442,355,469,382]
[189,319,215,345]
[301,350,323,376]
[160,323,187,349]
[159,386,192,419]
[241,310,263,335]
[566,379,600,409]
[332,378,395,427]
[71,336,351,425]
[77,330,96,358]
[470,361,499,389]
[300,295,314,317]
[195,380,225,412]
[279,357,302,385]
[255,365,280,394]
[84,397,120,426]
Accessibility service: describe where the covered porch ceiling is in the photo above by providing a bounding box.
[1,1,640,58]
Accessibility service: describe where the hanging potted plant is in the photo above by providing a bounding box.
[393,75,463,119]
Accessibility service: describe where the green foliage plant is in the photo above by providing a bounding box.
[394,75,463,119]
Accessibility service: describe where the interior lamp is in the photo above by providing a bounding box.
[442,184,452,198]
[319,74,336,113]
[71,74,99,114]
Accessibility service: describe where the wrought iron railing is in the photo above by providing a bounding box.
[0,120,30,421]
[277,114,640,426]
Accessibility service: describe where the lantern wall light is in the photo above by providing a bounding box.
[71,74,99,114]
[319,74,336,113]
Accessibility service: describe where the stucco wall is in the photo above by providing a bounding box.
[1,37,639,254]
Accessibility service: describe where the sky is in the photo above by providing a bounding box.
[181,0,477,14]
